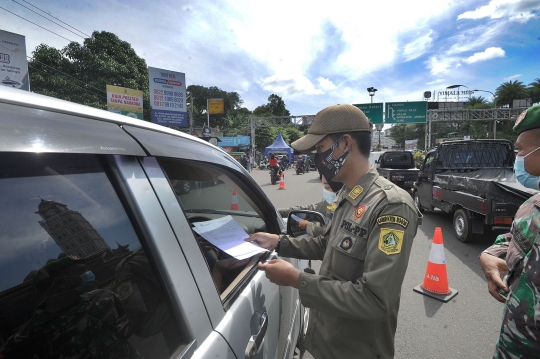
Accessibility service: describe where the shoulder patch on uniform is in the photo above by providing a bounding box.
[117,281,134,300]
[352,205,367,222]
[340,237,353,251]
[377,215,409,228]
[378,228,404,255]
[348,185,364,200]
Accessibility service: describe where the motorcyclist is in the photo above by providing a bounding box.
[269,154,279,174]
[280,156,289,169]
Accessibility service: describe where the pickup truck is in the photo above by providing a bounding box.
[377,151,419,192]
[413,140,538,243]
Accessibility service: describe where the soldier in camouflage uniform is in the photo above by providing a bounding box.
[0,257,140,359]
[480,105,540,359]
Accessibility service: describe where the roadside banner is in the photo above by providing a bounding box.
[405,139,418,150]
[0,30,30,91]
[106,85,144,120]
[148,67,187,126]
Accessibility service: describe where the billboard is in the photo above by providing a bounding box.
[106,85,144,120]
[0,30,30,91]
[405,139,418,151]
[148,67,187,126]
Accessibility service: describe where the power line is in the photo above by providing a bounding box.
[27,56,107,96]
[28,63,104,98]
[12,0,87,39]
[0,6,74,42]
[20,0,90,37]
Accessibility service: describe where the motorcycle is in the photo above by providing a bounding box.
[296,164,305,175]
[259,159,269,170]
[270,165,284,184]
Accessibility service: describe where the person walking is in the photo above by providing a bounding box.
[246,153,252,173]
[245,104,421,359]
[479,105,540,359]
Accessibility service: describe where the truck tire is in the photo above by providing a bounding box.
[453,209,475,243]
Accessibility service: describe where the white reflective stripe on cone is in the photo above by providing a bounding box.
[428,243,446,264]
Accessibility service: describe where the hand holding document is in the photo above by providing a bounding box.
[192,216,268,260]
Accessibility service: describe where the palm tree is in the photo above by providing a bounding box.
[529,78,540,104]
[464,96,491,109]
[495,80,528,108]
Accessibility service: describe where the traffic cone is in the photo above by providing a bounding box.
[230,190,240,210]
[278,173,286,190]
[413,227,458,302]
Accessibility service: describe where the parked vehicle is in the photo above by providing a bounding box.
[376,151,419,192]
[414,140,538,243]
[0,86,308,359]
[259,158,269,170]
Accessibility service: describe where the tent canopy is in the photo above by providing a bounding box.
[264,133,294,161]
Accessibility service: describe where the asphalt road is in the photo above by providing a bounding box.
[249,166,503,359]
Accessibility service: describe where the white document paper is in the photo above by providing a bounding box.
[192,216,267,260]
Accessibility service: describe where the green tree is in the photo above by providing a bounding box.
[187,85,244,129]
[255,127,278,153]
[253,94,290,116]
[495,80,528,108]
[528,78,540,104]
[282,126,303,144]
[464,96,492,109]
[29,31,152,121]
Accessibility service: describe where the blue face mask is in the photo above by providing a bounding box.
[514,146,540,190]
[323,188,336,205]
[75,271,95,293]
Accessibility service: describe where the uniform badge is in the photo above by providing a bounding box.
[515,109,527,126]
[348,185,364,200]
[352,205,367,222]
[340,237,353,251]
[376,215,409,228]
[117,281,134,300]
[378,228,404,255]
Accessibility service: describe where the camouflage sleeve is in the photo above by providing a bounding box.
[483,232,512,259]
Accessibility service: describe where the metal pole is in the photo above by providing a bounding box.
[189,95,194,135]
[371,95,373,104]
[206,99,209,127]
[494,120,497,139]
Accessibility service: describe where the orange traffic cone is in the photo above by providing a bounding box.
[230,190,240,210]
[413,227,458,302]
[278,173,286,190]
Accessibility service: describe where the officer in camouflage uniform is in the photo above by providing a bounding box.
[278,176,342,237]
[0,257,140,359]
[247,104,421,359]
[480,105,540,359]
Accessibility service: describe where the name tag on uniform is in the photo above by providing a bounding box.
[376,215,409,228]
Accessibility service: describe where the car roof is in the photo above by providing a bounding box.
[0,86,240,164]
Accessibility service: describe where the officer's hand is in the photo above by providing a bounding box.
[258,259,301,288]
[298,220,309,230]
[245,232,279,249]
[479,252,509,303]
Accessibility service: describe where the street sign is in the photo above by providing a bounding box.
[353,103,383,124]
[385,101,427,124]
[208,98,225,114]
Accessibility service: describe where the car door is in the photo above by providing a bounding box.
[123,126,301,359]
[417,152,436,208]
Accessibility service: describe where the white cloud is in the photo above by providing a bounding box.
[457,0,540,23]
[427,79,446,85]
[261,74,324,96]
[464,47,505,64]
[504,74,522,81]
[317,77,337,91]
[403,30,434,61]
[426,56,462,75]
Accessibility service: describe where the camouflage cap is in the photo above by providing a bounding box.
[291,104,371,152]
[513,105,540,135]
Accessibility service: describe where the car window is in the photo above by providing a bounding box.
[0,153,184,359]
[159,159,268,300]
[423,154,435,170]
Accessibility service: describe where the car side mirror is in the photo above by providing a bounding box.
[375,159,379,164]
[287,210,326,238]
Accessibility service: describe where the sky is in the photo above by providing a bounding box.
[1,0,539,116]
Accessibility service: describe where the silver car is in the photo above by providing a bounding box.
[0,86,308,359]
